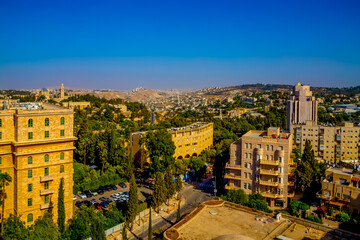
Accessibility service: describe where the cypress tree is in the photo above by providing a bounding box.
[152,172,166,212]
[174,176,182,200]
[164,167,175,205]
[177,197,181,222]
[121,222,128,240]
[91,218,106,240]
[148,207,152,240]
[126,173,138,230]
[57,178,65,235]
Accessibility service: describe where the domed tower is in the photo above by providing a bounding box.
[60,83,64,99]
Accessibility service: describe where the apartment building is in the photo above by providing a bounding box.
[292,121,360,164]
[287,83,318,130]
[317,167,360,215]
[0,102,75,227]
[225,127,295,208]
[130,122,213,167]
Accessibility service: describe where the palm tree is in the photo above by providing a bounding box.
[0,172,12,234]
[81,137,90,165]
[97,142,107,176]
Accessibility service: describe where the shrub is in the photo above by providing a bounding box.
[335,212,351,223]
[306,215,323,224]
[221,189,248,205]
[327,207,333,217]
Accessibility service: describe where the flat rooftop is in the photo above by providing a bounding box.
[1,102,67,111]
[169,203,331,240]
[168,122,211,132]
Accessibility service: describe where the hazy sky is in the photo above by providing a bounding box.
[1,1,359,90]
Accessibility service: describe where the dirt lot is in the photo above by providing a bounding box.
[177,206,280,240]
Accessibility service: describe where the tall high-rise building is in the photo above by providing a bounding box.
[60,83,65,100]
[225,127,295,208]
[287,83,318,130]
[0,103,75,227]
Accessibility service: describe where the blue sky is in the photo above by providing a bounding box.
[0,0,359,90]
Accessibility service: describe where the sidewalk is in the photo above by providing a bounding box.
[107,196,185,240]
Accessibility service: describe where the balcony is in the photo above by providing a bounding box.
[260,160,279,166]
[260,169,279,176]
[287,192,295,198]
[259,180,279,187]
[40,188,54,196]
[225,164,241,170]
[316,192,331,200]
[225,173,241,180]
[40,175,54,182]
[261,192,283,198]
[225,184,242,190]
[40,202,54,210]
[288,181,295,186]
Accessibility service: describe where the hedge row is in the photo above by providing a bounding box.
[74,174,125,194]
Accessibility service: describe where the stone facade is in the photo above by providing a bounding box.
[0,103,75,227]
[225,128,295,208]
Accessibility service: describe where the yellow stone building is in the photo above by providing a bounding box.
[225,127,296,208]
[130,122,213,167]
[0,102,75,227]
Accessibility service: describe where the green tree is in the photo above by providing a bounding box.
[306,215,323,224]
[27,213,60,240]
[152,172,166,212]
[164,167,175,205]
[2,214,29,240]
[98,142,107,176]
[176,197,181,222]
[57,178,65,235]
[91,218,106,240]
[122,223,128,240]
[0,172,12,234]
[221,189,248,205]
[174,176,183,199]
[126,174,139,230]
[289,200,310,217]
[148,208,153,240]
[81,137,91,165]
[247,194,272,213]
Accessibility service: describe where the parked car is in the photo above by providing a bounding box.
[97,189,104,195]
[90,199,97,205]
[119,183,127,188]
[84,191,93,198]
[99,186,106,191]
[75,201,83,208]
[111,185,118,190]
[73,195,78,201]
[100,201,109,208]
[78,192,87,199]
[111,193,119,198]
[99,197,107,202]
[94,203,102,210]
[89,190,98,196]
[83,200,91,207]
[105,185,112,191]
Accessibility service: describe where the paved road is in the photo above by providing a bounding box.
[129,179,215,240]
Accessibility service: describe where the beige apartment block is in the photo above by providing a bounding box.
[317,167,360,215]
[130,122,213,167]
[287,83,318,130]
[225,127,295,208]
[292,121,360,164]
[0,102,75,227]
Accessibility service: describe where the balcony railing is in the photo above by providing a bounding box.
[225,164,242,170]
[260,160,279,166]
[40,188,54,196]
[287,192,295,198]
[288,181,295,186]
[225,184,242,190]
[261,192,283,198]
[40,202,54,210]
[40,175,54,182]
[259,180,279,187]
[316,192,331,200]
[260,169,279,176]
[224,173,241,180]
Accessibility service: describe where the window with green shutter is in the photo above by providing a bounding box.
[0,119,2,127]
[44,181,49,190]
[27,214,33,223]
[60,129,65,137]
[0,157,2,164]
[28,170,32,178]
[28,119,33,127]
[44,168,49,176]
[45,118,49,126]
[28,184,32,192]
[0,132,2,140]
[60,165,64,173]
[28,132,33,140]
[28,156,32,164]
[28,198,32,207]
[44,154,49,162]
[45,131,49,138]
[60,117,65,125]
[60,152,64,160]
[44,195,49,204]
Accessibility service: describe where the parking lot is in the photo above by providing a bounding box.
[73,183,154,212]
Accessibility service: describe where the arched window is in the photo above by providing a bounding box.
[27,214,33,223]
[45,118,49,126]
[60,165,64,173]
[60,152,64,160]
[60,117,65,125]
[28,156,32,164]
[28,119,33,127]
[44,154,49,162]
